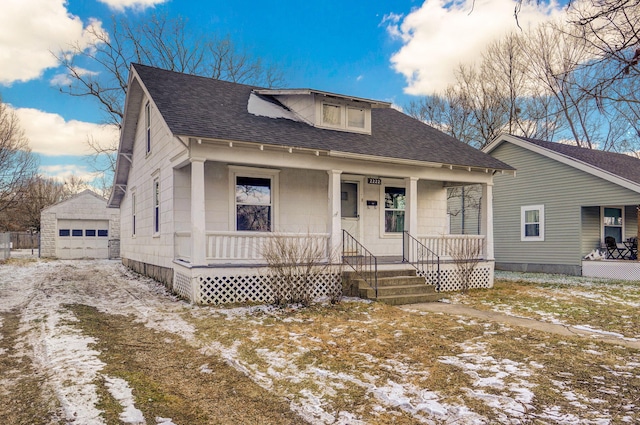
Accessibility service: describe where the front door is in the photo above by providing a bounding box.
[341,181,360,241]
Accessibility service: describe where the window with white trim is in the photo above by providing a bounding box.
[347,107,365,129]
[322,103,342,127]
[231,167,279,232]
[384,186,405,233]
[145,101,151,154]
[603,206,623,242]
[153,178,160,234]
[521,205,544,241]
[131,192,137,236]
[319,102,370,133]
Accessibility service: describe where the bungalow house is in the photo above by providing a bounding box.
[108,63,514,304]
[484,134,640,281]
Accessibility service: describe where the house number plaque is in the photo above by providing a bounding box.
[367,177,382,185]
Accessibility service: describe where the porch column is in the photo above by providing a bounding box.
[191,158,206,266]
[481,182,495,260]
[328,170,342,262]
[404,177,419,235]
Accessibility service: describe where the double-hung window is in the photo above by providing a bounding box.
[603,207,623,242]
[231,167,279,232]
[145,102,151,154]
[153,178,160,234]
[521,205,544,241]
[384,186,405,233]
[131,192,137,236]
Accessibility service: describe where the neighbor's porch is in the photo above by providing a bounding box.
[581,204,640,281]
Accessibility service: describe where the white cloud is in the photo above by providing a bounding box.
[0,0,106,85]
[12,107,119,157]
[386,0,565,95]
[97,0,167,12]
[39,164,101,184]
[50,67,99,87]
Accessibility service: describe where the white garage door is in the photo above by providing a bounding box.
[56,219,110,259]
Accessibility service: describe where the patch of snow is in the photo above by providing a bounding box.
[104,376,146,424]
[247,93,303,121]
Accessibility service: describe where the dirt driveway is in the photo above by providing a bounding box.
[0,259,304,425]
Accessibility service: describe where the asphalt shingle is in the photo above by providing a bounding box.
[519,137,640,186]
[133,63,513,171]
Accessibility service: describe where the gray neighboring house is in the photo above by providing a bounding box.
[484,134,640,280]
[41,190,120,259]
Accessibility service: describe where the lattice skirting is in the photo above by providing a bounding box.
[420,262,494,292]
[172,267,342,305]
[173,271,192,300]
[172,262,493,304]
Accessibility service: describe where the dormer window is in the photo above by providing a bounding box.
[252,88,389,135]
[322,104,342,126]
[320,102,370,133]
[347,107,365,129]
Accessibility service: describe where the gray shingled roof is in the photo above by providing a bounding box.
[133,63,513,171]
[519,136,640,186]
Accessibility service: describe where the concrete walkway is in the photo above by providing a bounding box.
[401,302,640,350]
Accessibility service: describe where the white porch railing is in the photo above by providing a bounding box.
[175,232,485,264]
[174,231,331,264]
[417,235,486,260]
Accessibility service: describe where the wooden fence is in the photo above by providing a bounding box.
[10,232,40,249]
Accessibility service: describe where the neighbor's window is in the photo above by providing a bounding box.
[85,229,96,237]
[59,229,70,237]
[153,178,160,234]
[145,101,151,154]
[72,229,83,237]
[521,205,544,241]
[384,187,405,233]
[98,229,108,237]
[322,103,342,126]
[236,176,272,231]
[603,207,623,242]
[347,107,365,129]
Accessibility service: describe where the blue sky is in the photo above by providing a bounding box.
[0,0,563,186]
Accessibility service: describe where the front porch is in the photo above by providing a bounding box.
[172,231,494,304]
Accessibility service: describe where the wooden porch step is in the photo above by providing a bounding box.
[376,293,444,306]
[358,282,438,299]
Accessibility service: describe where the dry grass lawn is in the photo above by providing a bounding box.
[1,260,639,424]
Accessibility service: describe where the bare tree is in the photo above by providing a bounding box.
[56,12,286,190]
[261,234,342,306]
[446,237,485,294]
[0,174,89,232]
[0,98,38,220]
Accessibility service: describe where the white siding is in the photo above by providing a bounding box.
[119,94,185,269]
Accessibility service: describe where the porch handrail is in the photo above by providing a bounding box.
[342,230,378,297]
[402,231,441,290]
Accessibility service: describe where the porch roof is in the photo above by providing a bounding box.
[132,63,513,171]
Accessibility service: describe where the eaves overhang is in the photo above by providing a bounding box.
[484,134,640,195]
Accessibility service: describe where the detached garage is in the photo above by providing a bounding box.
[41,190,120,259]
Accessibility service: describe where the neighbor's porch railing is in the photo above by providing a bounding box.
[174,231,331,264]
[417,235,486,260]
